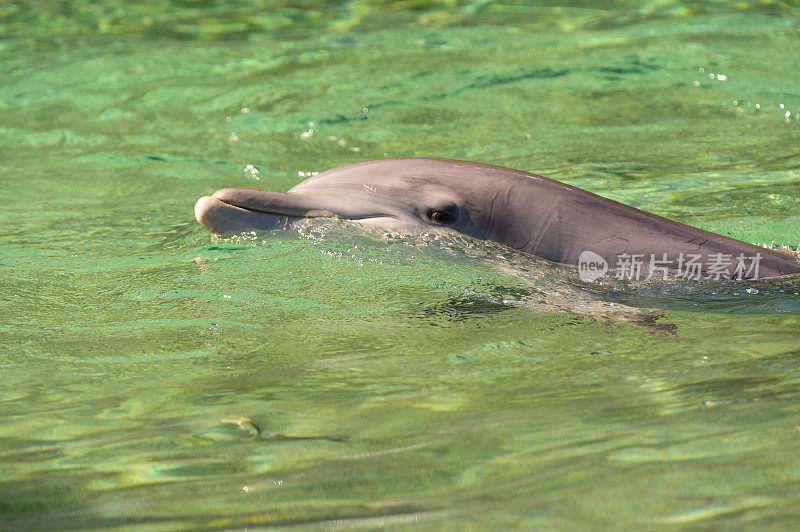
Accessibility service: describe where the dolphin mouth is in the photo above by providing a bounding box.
[210,187,401,221]
[211,188,340,218]
[195,188,399,235]
[194,195,302,234]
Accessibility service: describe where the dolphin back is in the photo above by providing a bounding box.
[488,165,800,280]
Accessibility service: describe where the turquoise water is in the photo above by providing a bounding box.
[2,1,800,529]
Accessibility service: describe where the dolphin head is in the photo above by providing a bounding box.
[194,158,523,240]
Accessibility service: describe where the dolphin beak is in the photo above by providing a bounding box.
[194,187,404,235]
[193,189,337,235]
[193,195,290,234]
[194,188,375,235]
[211,188,340,218]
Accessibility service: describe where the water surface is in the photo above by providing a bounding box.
[2,1,800,529]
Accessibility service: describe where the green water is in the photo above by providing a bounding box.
[2,1,800,529]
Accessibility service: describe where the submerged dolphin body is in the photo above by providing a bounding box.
[195,158,800,280]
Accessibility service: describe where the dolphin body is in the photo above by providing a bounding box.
[195,158,800,280]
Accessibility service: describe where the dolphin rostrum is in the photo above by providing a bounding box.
[194,158,800,280]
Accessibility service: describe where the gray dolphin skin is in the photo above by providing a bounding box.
[195,158,800,280]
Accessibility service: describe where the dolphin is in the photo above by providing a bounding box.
[194,158,800,280]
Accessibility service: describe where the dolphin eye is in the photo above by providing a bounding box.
[427,207,457,225]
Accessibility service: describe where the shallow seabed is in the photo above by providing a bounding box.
[2,1,800,529]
